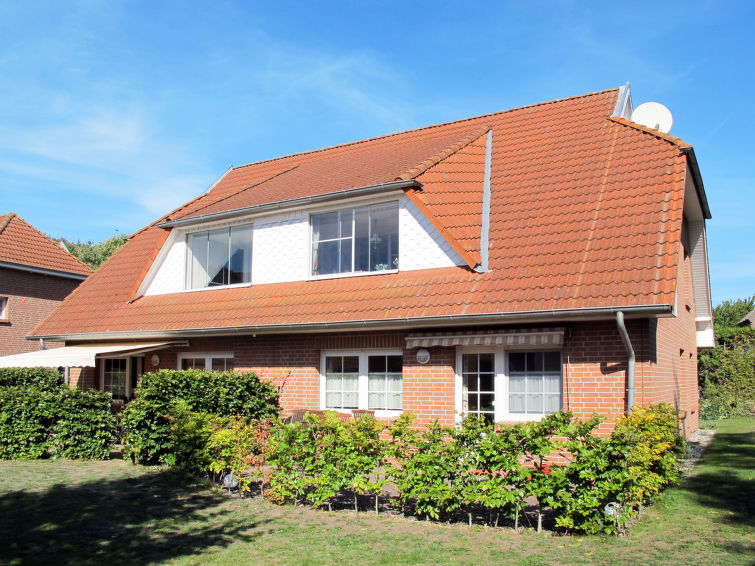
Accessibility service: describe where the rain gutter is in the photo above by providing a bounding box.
[32,304,672,342]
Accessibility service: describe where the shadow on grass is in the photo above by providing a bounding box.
[0,468,263,565]
[681,430,755,526]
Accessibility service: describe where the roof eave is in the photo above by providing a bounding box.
[32,304,674,342]
[0,261,89,280]
[680,146,712,219]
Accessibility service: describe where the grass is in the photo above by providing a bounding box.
[0,418,752,566]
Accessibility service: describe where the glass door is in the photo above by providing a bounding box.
[461,353,496,423]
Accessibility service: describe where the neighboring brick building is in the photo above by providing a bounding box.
[12,85,715,437]
[0,213,92,356]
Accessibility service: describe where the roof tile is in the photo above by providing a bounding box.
[33,88,694,338]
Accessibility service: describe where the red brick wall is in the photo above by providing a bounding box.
[85,312,699,436]
[0,267,82,356]
[639,246,700,438]
[68,366,96,390]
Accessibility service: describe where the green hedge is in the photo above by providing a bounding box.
[264,405,684,535]
[122,370,279,466]
[0,385,117,460]
[0,386,58,459]
[0,367,64,392]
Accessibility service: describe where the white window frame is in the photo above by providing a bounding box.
[177,352,235,371]
[309,201,399,279]
[455,347,563,424]
[320,349,403,418]
[0,297,7,320]
[101,357,130,400]
[184,223,253,290]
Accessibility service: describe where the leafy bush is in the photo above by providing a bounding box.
[0,367,64,392]
[0,386,58,459]
[135,370,279,418]
[552,405,684,534]
[122,370,279,466]
[699,327,755,419]
[204,416,272,486]
[52,388,118,459]
[262,406,683,535]
[0,385,117,460]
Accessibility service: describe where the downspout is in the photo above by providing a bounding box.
[615,311,635,414]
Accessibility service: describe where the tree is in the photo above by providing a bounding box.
[712,296,754,328]
[60,234,127,269]
[698,295,755,419]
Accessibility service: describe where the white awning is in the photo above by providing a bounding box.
[405,328,564,349]
[0,342,185,368]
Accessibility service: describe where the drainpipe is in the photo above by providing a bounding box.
[615,312,635,414]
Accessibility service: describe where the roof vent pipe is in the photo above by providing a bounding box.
[616,311,635,414]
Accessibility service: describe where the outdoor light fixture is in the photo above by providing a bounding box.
[416,348,431,365]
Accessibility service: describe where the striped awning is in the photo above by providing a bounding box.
[405,328,564,349]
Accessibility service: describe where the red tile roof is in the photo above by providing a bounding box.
[32,88,697,338]
[0,214,93,277]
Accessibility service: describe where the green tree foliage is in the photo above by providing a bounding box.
[60,234,127,269]
[712,295,754,328]
[699,295,755,419]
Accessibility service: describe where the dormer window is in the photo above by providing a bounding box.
[311,201,398,276]
[186,224,252,289]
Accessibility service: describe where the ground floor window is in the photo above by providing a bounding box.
[321,350,403,415]
[456,349,562,423]
[102,358,127,400]
[178,352,234,371]
[508,351,562,415]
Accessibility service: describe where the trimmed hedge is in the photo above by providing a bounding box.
[264,405,685,535]
[122,370,279,466]
[0,385,117,460]
[0,367,64,392]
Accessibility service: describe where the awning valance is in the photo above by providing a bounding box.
[0,342,185,368]
[405,328,564,349]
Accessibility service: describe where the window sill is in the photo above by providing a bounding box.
[325,408,403,419]
[180,282,253,294]
[309,269,398,282]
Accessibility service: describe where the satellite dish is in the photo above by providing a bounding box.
[631,102,673,134]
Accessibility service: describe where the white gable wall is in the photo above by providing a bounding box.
[142,194,466,296]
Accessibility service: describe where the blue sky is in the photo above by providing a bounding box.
[0,1,752,304]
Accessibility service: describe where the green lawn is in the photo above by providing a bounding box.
[0,418,752,566]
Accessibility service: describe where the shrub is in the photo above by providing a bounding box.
[121,397,176,465]
[122,370,279,466]
[699,328,755,419]
[0,367,63,392]
[0,386,58,459]
[0,385,117,460]
[136,369,279,418]
[203,416,273,486]
[51,388,118,459]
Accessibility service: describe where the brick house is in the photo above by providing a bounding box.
[0,213,92,356]
[12,86,714,436]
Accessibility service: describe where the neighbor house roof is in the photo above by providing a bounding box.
[737,308,755,328]
[0,214,92,278]
[33,87,704,339]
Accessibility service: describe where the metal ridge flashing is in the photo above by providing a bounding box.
[157,180,421,228]
[31,304,674,342]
